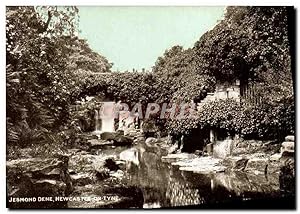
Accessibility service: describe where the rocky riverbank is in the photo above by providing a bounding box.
[6,130,295,208]
[7,130,145,208]
[160,135,295,199]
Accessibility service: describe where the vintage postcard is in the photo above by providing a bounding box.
[6,5,295,209]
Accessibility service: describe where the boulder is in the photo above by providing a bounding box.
[100,132,118,141]
[70,172,96,186]
[204,143,214,155]
[113,135,133,146]
[171,156,226,173]
[279,156,295,195]
[270,153,281,161]
[68,152,112,181]
[213,139,234,158]
[244,157,268,173]
[119,148,139,166]
[281,141,294,153]
[224,156,249,171]
[109,170,125,179]
[100,132,133,146]
[145,137,158,145]
[232,140,280,156]
[285,135,295,142]
[69,153,98,173]
[88,139,113,149]
[7,156,72,208]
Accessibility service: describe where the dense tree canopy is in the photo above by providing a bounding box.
[6,6,111,146]
[152,6,294,137]
[193,6,293,106]
[6,6,295,149]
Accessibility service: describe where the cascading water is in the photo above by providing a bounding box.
[93,102,115,135]
[100,102,115,132]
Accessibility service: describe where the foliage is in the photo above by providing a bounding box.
[66,38,112,73]
[6,6,110,148]
[7,6,77,146]
[238,96,295,139]
[159,6,294,138]
[6,6,295,152]
[194,6,291,86]
[153,46,215,103]
[167,98,295,140]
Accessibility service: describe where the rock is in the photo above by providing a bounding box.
[113,135,133,146]
[145,137,158,145]
[270,153,281,161]
[69,153,98,173]
[224,156,249,171]
[204,143,213,155]
[281,141,294,153]
[70,173,96,186]
[88,139,113,149]
[244,157,268,173]
[285,135,295,142]
[95,169,110,180]
[267,160,281,174]
[232,140,280,156]
[116,129,124,135]
[213,139,234,158]
[100,132,117,141]
[100,132,133,146]
[125,129,141,138]
[109,170,125,179]
[69,152,115,181]
[161,153,198,163]
[7,156,72,208]
[67,148,81,154]
[279,157,295,195]
[119,148,139,166]
[261,141,281,154]
[166,144,178,154]
[171,156,226,174]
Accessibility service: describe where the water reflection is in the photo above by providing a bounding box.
[121,143,289,208]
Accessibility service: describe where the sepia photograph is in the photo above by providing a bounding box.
[5,4,295,209]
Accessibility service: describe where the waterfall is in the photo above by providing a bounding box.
[101,116,115,132]
[94,102,115,134]
[100,102,115,132]
[94,109,101,132]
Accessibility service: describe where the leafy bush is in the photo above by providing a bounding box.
[167,98,295,140]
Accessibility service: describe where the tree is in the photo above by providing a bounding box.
[66,38,112,73]
[6,6,79,146]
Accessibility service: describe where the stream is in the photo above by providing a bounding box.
[116,142,287,208]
